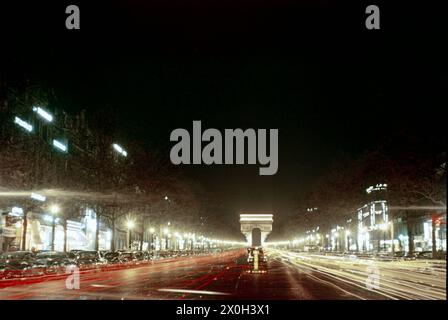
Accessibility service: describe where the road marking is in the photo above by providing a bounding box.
[90,284,115,288]
[158,288,230,295]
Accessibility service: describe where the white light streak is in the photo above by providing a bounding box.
[32,106,53,122]
[14,116,33,132]
[31,192,46,202]
[53,139,68,152]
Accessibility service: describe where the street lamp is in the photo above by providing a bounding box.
[163,227,170,251]
[126,219,135,249]
[113,143,128,157]
[379,223,388,252]
[334,232,339,252]
[53,139,68,153]
[346,230,351,251]
[148,227,155,251]
[126,220,135,230]
[50,205,60,215]
[50,205,60,251]
[14,116,33,132]
[32,106,53,122]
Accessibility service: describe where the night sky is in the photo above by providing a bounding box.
[1,0,446,239]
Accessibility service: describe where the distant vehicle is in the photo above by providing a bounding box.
[247,247,267,264]
[304,245,320,252]
[0,251,35,278]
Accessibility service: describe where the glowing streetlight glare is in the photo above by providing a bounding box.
[50,205,60,215]
[113,143,128,157]
[346,230,351,236]
[149,227,155,233]
[163,227,169,235]
[126,220,135,230]
[32,106,53,122]
[11,207,24,216]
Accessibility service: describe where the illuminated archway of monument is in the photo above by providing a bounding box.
[240,214,273,247]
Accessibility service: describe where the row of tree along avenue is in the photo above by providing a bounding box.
[0,83,206,252]
[292,134,446,258]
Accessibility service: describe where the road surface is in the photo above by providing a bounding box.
[0,249,445,300]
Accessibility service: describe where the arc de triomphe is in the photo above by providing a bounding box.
[240,214,273,247]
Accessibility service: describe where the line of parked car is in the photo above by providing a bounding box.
[0,249,207,279]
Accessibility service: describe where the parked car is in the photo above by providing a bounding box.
[32,251,75,275]
[142,251,153,261]
[104,251,121,264]
[99,250,110,260]
[135,251,153,262]
[416,251,433,259]
[0,251,35,278]
[393,251,406,258]
[131,251,145,261]
[69,249,85,256]
[74,251,105,268]
[117,251,137,263]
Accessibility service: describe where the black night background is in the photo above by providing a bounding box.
[0,0,446,302]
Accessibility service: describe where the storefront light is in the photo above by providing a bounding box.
[10,206,24,217]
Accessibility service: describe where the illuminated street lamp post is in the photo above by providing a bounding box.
[163,227,170,250]
[334,232,339,252]
[113,143,128,157]
[126,219,135,249]
[390,221,395,253]
[149,227,155,252]
[379,223,388,252]
[14,116,33,132]
[32,106,54,122]
[50,205,60,251]
[22,193,46,251]
[346,230,351,251]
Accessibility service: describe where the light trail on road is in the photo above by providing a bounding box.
[0,250,245,300]
[268,249,446,300]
